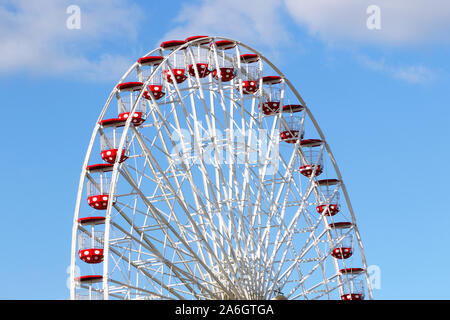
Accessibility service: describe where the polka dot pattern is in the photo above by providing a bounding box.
[100,148,128,164]
[118,112,146,126]
[331,247,353,259]
[163,69,187,84]
[212,68,235,82]
[341,293,363,300]
[78,248,104,264]
[316,204,340,216]
[299,164,323,178]
[143,85,165,101]
[188,63,211,78]
[87,195,113,210]
[280,130,300,144]
[261,102,280,115]
[241,80,259,94]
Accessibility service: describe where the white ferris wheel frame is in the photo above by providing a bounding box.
[69,36,373,300]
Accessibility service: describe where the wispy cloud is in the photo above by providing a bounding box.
[284,0,450,46]
[1,0,446,83]
[0,0,142,81]
[162,0,450,48]
[358,55,435,84]
[161,0,292,49]
[159,0,445,84]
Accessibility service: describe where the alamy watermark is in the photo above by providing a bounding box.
[368,264,381,290]
[66,5,81,30]
[367,5,381,30]
[169,123,280,176]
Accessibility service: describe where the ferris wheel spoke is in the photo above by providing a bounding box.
[141,100,241,284]
[293,273,341,300]
[109,278,174,300]
[260,146,303,253]
[111,165,214,298]
[264,210,323,273]
[111,203,216,298]
[99,226,184,299]
[119,157,240,298]
[262,188,316,293]
[271,222,327,291]
[285,249,331,298]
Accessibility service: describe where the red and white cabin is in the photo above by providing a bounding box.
[85,164,115,210]
[78,228,104,264]
[160,40,188,84]
[329,222,353,260]
[163,50,187,84]
[211,40,236,82]
[341,279,365,300]
[99,120,130,164]
[316,179,341,216]
[259,76,283,115]
[339,267,365,300]
[116,82,147,126]
[239,55,261,94]
[299,139,324,178]
[185,36,211,78]
[331,234,353,259]
[280,115,304,144]
[137,56,166,101]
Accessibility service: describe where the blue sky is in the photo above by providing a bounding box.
[0,0,449,299]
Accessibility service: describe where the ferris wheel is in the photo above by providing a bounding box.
[69,36,373,300]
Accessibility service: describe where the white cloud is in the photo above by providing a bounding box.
[284,0,450,46]
[162,0,450,48]
[2,0,446,83]
[159,0,445,84]
[0,0,142,81]
[358,55,435,84]
[161,0,292,50]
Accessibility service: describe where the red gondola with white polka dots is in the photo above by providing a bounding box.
[85,164,115,210]
[341,282,364,300]
[99,119,129,164]
[239,53,260,94]
[316,179,341,216]
[211,40,237,82]
[186,36,212,78]
[329,222,354,259]
[116,81,147,126]
[260,76,282,115]
[137,55,166,101]
[280,111,304,144]
[299,139,324,178]
[161,40,188,84]
[78,217,104,264]
[339,267,365,300]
